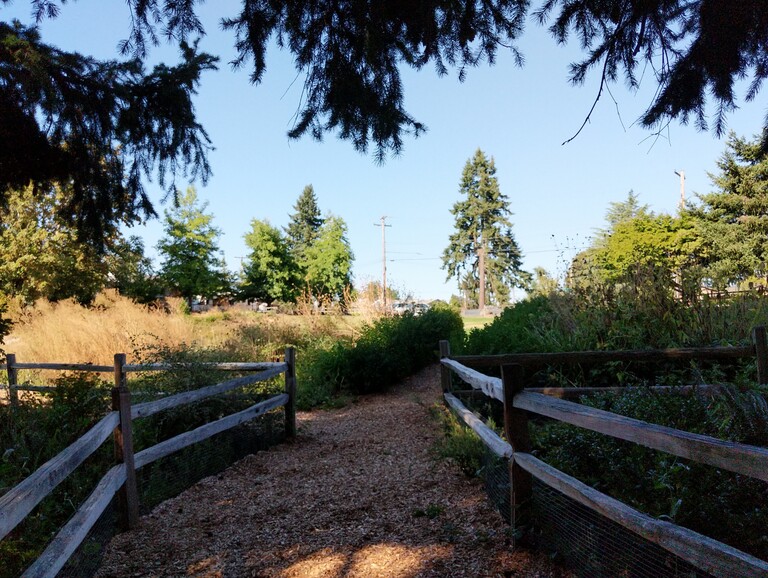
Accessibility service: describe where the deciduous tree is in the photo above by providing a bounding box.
[442,149,528,309]
[0,185,108,304]
[302,215,354,305]
[104,236,163,304]
[241,219,299,303]
[157,187,229,306]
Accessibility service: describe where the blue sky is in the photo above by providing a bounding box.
[5,1,767,301]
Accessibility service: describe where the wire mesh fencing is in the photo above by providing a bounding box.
[57,407,285,578]
[532,480,715,578]
[447,387,724,578]
[3,386,286,578]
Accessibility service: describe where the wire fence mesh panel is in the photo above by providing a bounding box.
[136,407,285,511]
[531,478,716,578]
[480,447,510,522]
[17,403,285,578]
[445,386,732,578]
[58,498,118,578]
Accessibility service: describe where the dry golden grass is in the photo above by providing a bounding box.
[3,291,370,383]
[7,291,213,366]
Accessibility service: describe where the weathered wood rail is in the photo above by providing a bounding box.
[0,350,296,578]
[439,331,768,578]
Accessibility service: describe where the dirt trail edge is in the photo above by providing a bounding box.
[96,365,570,578]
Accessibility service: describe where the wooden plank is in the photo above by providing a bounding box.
[527,384,729,399]
[443,393,513,458]
[514,452,768,578]
[514,391,768,482]
[21,464,127,578]
[9,385,56,393]
[130,364,288,420]
[502,364,532,542]
[0,412,119,540]
[453,345,754,368]
[440,359,503,402]
[8,362,114,372]
[753,326,768,385]
[134,394,288,469]
[439,340,452,393]
[7,353,17,405]
[123,361,284,373]
[284,348,297,439]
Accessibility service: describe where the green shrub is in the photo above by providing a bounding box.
[300,307,464,400]
[431,403,486,477]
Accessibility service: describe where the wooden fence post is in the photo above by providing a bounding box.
[284,347,297,439]
[112,353,139,530]
[753,326,768,385]
[501,363,533,547]
[439,340,452,393]
[6,353,17,407]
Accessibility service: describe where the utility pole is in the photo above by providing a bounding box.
[374,216,391,310]
[674,170,686,209]
[478,241,486,314]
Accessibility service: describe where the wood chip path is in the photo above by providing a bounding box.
[96,365,571,578]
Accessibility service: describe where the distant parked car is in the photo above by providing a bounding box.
[413,303,430,316]
[392,301,413,315]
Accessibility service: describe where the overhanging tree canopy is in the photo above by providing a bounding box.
[0,19,216,247]
[3,0,768,244]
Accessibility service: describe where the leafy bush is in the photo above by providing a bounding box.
[431,403,486,477]
[461,281,768,560]
[300,306,464,403]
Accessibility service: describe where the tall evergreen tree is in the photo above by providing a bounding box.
[284,185,324,260]
[157,187,229,306]
[442,149,529,309]
[692,132,768,287]
[0,22,217,246]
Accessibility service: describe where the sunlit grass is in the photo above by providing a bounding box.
[3,291,368,383]
[461,315,495,332]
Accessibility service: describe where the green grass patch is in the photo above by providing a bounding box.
[461,315,495,332]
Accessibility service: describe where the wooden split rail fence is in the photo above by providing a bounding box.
[0,349,297,578]
[438,328,768,578]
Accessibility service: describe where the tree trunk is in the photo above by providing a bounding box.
[478,243,486,313]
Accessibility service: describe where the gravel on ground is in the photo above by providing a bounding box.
[96,364,571,578]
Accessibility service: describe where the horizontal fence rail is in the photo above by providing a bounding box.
[514,390,768,482]
[454,345,756,368]
[438,332,768,578]
[133,394,289,469]
[0,412,119,541]
[1,350,296,578]
[130,365,288,420]
[442,389,768,578]
[22,465,128,578]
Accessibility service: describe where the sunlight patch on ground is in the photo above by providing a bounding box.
[187,555,225,577]
[279,543,452,578]
[280,549,347,578]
